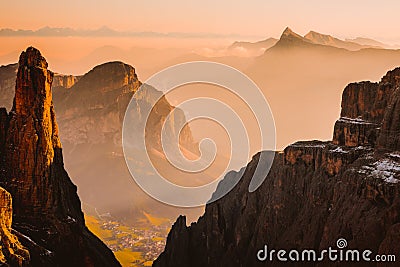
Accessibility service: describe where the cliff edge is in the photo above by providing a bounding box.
[0,47,121,267]
[154,68,400,267]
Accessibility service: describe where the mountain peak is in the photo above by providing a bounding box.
[279,27,309,41]
[18,46,48,69]
[270,27,313,49]
[282,27,296,37]
[69,61,140,95]
[305,30,325,37]
[306,30,325,36]
[304,30,334,43]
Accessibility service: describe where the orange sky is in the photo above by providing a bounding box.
[1,0,400,44]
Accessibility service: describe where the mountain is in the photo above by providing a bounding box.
[154,67,400,267]
[228,38,278,56]
[0,57,201,219]
[49,60,200,221]
[0,47,120,266]
[346,37,395,49]
[246,27,400,150]
[304,31,375,51]
[0,63,77,111]
[227,29,380,57]
[272,27,315,48]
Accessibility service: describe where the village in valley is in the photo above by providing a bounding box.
[85,213,171,267]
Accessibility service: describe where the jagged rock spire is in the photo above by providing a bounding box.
[0,47,120,266]
[5,46,72,217]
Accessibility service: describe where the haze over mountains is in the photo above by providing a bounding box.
[2,26,400,205]
[0,60,204,221]
[0,26,255,39]
[154,27,400,151]
[0,26,398,76]
[1,27,400,266]
[155,66,400,267]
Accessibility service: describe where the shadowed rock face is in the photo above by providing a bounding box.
[377,69,400,151]
[50,60,200,222]
[0,47,121,267]
[333,68,400,149]
[0,63,18,112]
[0,187,30,266]
[154,68,400,267]
[0,52,202,228]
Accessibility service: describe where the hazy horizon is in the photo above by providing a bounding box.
[2,1,400,44]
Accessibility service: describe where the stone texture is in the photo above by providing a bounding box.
[52,74,78,89]
[333,69,400,148]
[339,81,380,121]
[0,47,121,267]
[332,117,380,147]
[377,80,400,151]
[0,63,18,111]
[154,68,400,267]
[0,187,30,266]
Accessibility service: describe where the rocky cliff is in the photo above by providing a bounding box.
[49,60,199,222]
[0,57,200,223]
[52,73,78,89]
[154,68,400,267]
[0,187,30,266]
[0,47,120,266]
[0,63,18,111]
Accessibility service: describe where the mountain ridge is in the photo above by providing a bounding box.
[304,30,376,51]
[154,67,400,267]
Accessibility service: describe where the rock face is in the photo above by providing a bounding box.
[333,68,400,149]
[53,61,196,151]
[0,187,30,266]
[0,63,18,111]
[0,47,120,266]
[53,61,141,146]
[0,57,200,222]
[49,60,199,221]
[52,74,78,89]
[377,68,400,151]
[154,68,400,267]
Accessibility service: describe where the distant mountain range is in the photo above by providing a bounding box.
[346,37,397,49]
[304,30,376,50]
[0,26,258,39]
[2,27,400,266]
[227,38,278,56]
[228,27,398,55]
